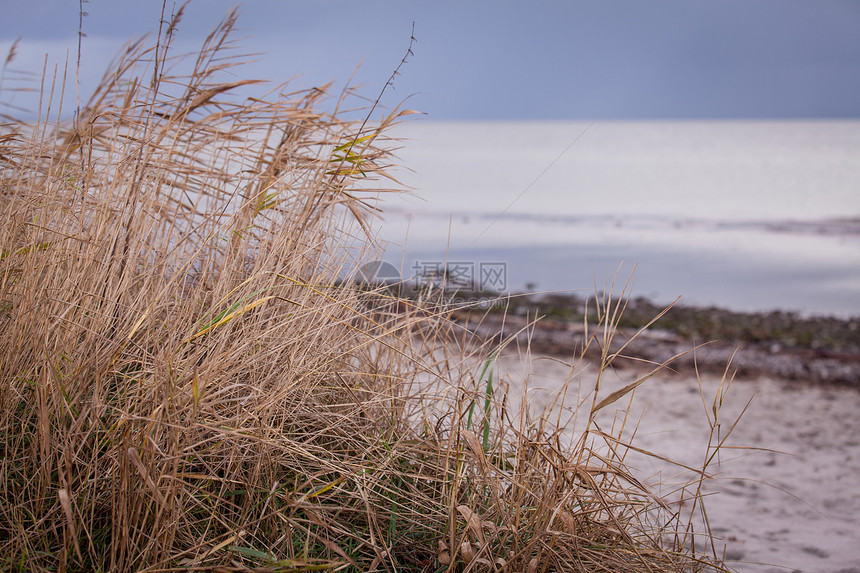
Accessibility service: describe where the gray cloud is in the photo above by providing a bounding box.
[1,0,858,119]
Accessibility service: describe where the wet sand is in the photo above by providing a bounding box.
[497,354,860,573]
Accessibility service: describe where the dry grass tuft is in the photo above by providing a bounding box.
[1,9,735,573]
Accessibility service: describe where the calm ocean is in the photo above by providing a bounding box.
[370,121,860,318]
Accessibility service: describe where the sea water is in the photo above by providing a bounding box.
[368,121,860,317]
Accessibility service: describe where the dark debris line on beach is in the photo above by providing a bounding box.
[428,291,860,386]
[523,294,859,354]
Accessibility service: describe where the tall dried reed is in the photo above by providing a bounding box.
[0,8,734,573]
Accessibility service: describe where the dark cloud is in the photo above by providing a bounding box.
[2,0,859,119]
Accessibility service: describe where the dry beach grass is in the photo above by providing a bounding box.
[1,8,739,572]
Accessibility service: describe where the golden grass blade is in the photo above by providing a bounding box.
[186,295,276,342]
[456,504,487,545]
[592,347,692,413]
[126,448,166,508]
[58,489,83,562]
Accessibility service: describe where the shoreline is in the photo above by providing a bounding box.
[444,292,860,386]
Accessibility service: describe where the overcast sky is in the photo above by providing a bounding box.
[1,0,859,120]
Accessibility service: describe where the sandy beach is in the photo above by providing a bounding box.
[494,353,860,573]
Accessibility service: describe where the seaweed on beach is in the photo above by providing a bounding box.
[447,291,860,384]
[502,293,859,355]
